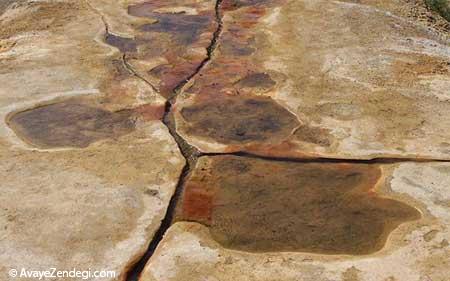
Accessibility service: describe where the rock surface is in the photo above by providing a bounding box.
[176,156,421,255]
[174,0,450,160]
[0,0,191,280]
[1,0,450,281]
[140,1,450,280]
[87,0,218,98]
[141,161,450,281]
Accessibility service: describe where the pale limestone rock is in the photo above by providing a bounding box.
[0,123,184,281]
[0,1,184,280]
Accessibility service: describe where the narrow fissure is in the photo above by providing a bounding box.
[125,1,224,280]
[88,0,450,279]
[122,54,159,93]
[202,151,450,164]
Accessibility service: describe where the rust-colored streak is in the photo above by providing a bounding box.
[178,156,421,255]
[180,182,214,224]
[133,104,165,121]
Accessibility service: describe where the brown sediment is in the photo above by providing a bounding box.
[177,155,421,255]
[234,72,276,89]
[294,124,334,147]
[179,95,300,144]
[105,33,137,53]
[7,101,136,149]
[140,13,212,45]
[126,0,218,98]
[133,104,165,121]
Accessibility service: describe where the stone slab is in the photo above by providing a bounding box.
[175,0,450,160]
[0,1,190,280]
[141,160,450,281]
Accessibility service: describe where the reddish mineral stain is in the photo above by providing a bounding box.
[177,156,421,255]
[182,183,214,224]
[133,104,165,121]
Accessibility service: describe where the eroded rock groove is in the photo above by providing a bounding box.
[126,1,224,280]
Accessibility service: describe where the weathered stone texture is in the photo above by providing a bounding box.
[0,1,193,280]
[175,0,450,160]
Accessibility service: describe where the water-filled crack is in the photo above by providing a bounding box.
[125,1,224,280]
